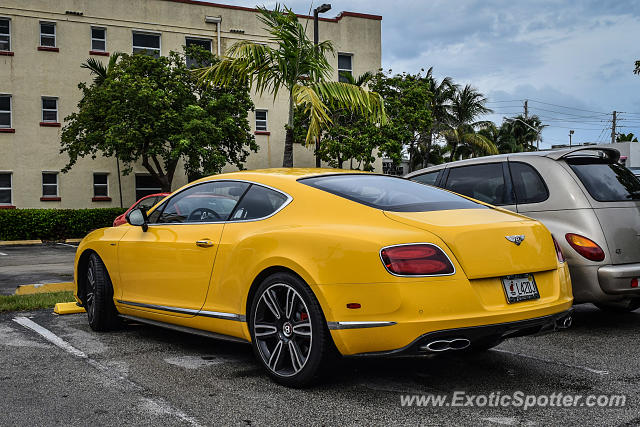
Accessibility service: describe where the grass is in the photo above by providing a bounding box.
[0,291,76,313]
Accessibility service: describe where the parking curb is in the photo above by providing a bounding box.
[0,238,82,246]
[15,282,75,295]
[54,302,85,315]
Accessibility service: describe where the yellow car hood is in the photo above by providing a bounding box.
[384,208,557,279]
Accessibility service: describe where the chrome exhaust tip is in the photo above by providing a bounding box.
[420,338,471,352]
[561,316,572,329]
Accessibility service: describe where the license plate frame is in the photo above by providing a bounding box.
[501,273,540,304]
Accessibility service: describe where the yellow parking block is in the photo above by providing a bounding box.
[15,282,75,295]
[54,302,86,315]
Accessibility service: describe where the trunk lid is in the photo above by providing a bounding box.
[384,208,557,279]
[592,204,640,264]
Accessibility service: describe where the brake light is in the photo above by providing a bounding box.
[552,236,565,263]
[380,244,454,276]
[565,233,605,262]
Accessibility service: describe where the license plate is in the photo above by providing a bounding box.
[501,274,540,303]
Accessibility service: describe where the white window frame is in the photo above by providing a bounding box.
[0,17,11,52]
[91,26,106,52]
[41,171,59,197]
[0,94,11,128]
[0,172,11,205]
[132,30,161,57]
[39,21,56,48]
[93,172,109,197]
[255,109,268,131]
[338,52,353,82]
[41,96,58,123]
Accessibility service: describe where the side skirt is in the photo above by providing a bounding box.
[119,314,250,345]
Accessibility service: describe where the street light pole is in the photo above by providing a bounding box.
[313,4,331,168]
[569,130,574,147]
[504,117,541,151]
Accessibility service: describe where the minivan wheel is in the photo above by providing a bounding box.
[594,299,640,313]
[85,253,120,331]
[249,272,332,387]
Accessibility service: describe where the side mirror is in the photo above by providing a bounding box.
[126,208,148,232]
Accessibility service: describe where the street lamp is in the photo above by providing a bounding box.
[503,117,541,151]
[314,4,331,167]
[569,130,574,147]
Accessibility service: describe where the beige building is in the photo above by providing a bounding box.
[0,0,382,209]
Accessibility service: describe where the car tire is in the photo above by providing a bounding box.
[249,272,333,387]
[594,299,640,313]
[85,253,120,331]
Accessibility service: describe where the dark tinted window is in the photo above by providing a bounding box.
[137,195,162,211]
[567,158,640,201]
[230,185,288,220]
[411,171,440,186]
[185,37,212,68]
[135,175,162,201]
[445,163,513,206]
[158,181,249,223]
[509,162,549,204]
[301,174,486,212]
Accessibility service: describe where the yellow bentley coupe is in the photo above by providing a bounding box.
[74,169,573,386]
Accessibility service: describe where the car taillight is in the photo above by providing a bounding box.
[552,235,565,263]
[380,244,454,276]
[565,233,605,262]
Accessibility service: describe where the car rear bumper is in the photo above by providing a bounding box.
[598,263,640,296]
[341,309,574,357]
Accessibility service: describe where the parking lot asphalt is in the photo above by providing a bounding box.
[0,244,77,295]
[1,304,638,426]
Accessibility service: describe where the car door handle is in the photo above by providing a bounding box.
[196,240,214,248]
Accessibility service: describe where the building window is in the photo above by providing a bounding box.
[42,172,58,197]
[91,27,106,52]
[185,37,212,68]
[40,22,56,47]
[0,95,11,128]
[0,173,11,205]
[133,32,160,57]
[41,97,58,123]
[255,110,268,131]
[0,18,10,52]
[135,175,162,201]
[338,53,353,83]
[93,173,109,197]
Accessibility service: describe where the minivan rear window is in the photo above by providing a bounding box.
[300,174,487,212]
[567,158,640,202]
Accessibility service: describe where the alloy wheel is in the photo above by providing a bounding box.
[86,256,97,317]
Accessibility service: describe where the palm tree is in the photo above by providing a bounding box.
[499,115,544,152]
[444,85,496,160]
[198,5,386,167]
[81,52,123,86]
[617,132,638,142]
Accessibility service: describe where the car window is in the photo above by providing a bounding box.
[567,157,640,202]
[300,174,486,212]
[230,185,289,220]
[137,196,161,211]
[509,162,549,204]
[157,181,249,223]
[445,163,513,206]
[410,171,440,186]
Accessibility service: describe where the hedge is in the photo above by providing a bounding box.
[0,208,127,241]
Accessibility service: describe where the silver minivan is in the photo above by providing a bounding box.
[407,146,640,311]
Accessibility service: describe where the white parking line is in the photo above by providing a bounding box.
[56,243,78,248]
[0,251,7,256]
[12,316,202,427]
[493,348,610,375]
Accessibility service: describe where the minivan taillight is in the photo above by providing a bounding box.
[380,244,455,276]
[552,236,565,263]
[565,233,605,262]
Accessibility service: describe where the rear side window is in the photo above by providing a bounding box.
[509,162,549,204]
[445,163,513,206]
[230,185,288,220]
[567,158,640,202]
[301,174,486,212]
[410,171,441,186]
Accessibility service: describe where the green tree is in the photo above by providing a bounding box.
[61,48,257,192]
[634,60,640,75]
[617,132,638,142]
[498,115,545,152]
[198,5,386,167]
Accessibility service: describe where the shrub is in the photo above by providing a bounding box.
[0,208,126,241]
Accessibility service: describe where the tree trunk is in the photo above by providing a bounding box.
[282,91,295,167]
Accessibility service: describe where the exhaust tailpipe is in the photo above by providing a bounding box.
[420,338,471,353]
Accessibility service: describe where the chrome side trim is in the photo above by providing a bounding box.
[327,321,397,330]
[379,242,457,278]
[117,300,246,322]
[119,314,249,344]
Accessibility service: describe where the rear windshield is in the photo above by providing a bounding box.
[300,174,487,212]
[567,158,640,202]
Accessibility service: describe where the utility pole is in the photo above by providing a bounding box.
[611,110,617,144]
[313,4,331,168]
[524,99,528,120]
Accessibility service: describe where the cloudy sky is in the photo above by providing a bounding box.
[213,0,640,148]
